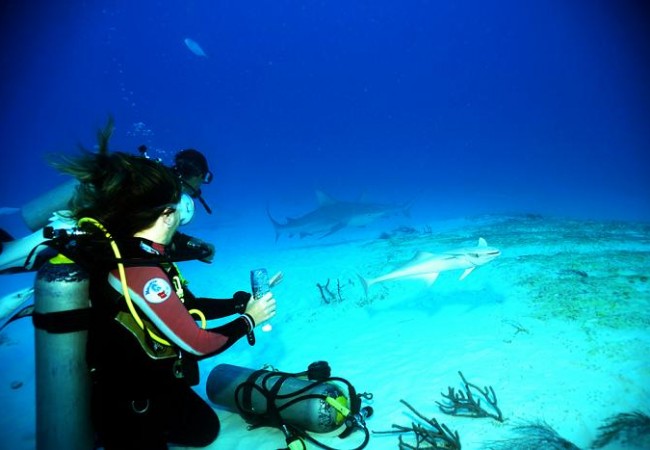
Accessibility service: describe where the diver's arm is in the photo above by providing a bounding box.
[184,290,252,319]
[108,266,252,357]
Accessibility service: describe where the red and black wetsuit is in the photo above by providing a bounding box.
[82,235,253,450]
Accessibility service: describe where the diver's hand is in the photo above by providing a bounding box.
[199,242,216,263]
[244,292,276,327]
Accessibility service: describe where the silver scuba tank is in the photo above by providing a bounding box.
[34,261,93,450]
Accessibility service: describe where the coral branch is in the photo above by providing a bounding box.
[373,399,461,449]
[316,278,344,304]
[436,371,503,422]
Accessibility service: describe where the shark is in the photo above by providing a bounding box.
[359,237,501,295]
[0,287,34,332]
[267,190,411,240]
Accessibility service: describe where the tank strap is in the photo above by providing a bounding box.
[234,369,296,431]
[32,308,91,333]
[237,368,338,428]
[240,369,262,413]
[264,372,292,428]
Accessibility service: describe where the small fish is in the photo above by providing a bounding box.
[184,38,208,58]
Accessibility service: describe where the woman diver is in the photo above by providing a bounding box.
[49,126,277,449]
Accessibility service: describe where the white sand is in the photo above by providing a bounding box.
[0,214,648,450]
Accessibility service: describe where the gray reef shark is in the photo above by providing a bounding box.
[359,237,501,295]
[268,190,411,240]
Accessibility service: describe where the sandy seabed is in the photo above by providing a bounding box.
[1,213,648,450]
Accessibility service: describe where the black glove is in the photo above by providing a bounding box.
[233,291,252,314]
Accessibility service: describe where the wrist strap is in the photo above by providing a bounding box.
[242,313,256,346]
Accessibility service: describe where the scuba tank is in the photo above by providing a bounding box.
[207,363,345,433]
[29,221,215,449]
[206,362,373,450]
[33,260,93,450]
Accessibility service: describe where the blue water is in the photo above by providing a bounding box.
[0,2,649,449]
[1,0,649,233]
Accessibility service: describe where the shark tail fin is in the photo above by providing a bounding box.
[401,199,416,218]
[266,206,282,242]
[357,273,370,298]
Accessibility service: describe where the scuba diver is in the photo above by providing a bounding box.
[42,127,277,449]
[0,145,219,333]
[1,146,216,274]
[138,145,216,263]
[172,147,214,216]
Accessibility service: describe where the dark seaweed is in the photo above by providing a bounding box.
[482,420,580,449]
[591,411,650,448]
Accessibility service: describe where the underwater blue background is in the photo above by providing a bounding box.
[1,0,649,230]
[1,2,650,450]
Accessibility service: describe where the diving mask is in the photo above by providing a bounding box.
[178,193,196,225]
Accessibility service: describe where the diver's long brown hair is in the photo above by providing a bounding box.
[50,118,181,238]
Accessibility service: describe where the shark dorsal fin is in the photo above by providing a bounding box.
[315,190,338,206]
[478,237,488,247]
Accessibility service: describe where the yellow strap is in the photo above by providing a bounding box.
[78,217,173,347]
[167,265,205,329]
[172,262,187,286]
[325,395,350,425]
[189,308,207,329]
